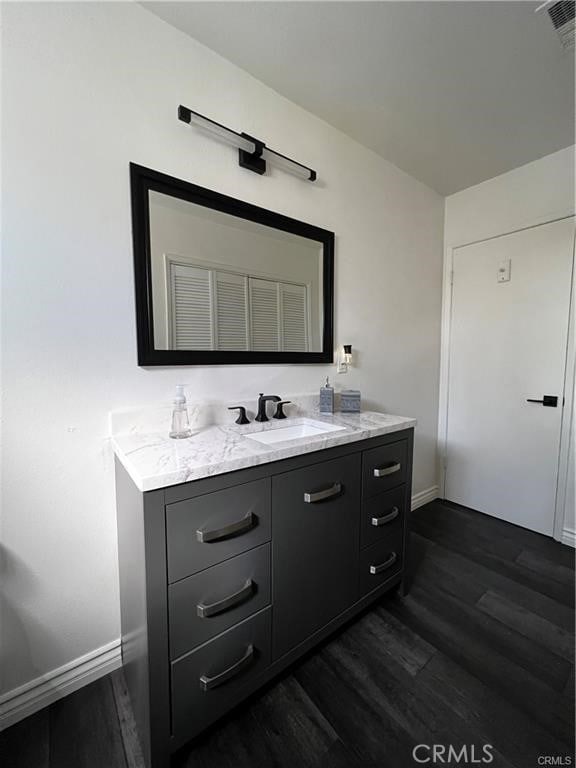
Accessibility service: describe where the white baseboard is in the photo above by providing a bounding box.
[561,527,576,548]
[411,485,439,511]
[0,639,122,732]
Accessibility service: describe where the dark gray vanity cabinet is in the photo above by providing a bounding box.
[115,428,413,768]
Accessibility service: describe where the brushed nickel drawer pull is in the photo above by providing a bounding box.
[371,507,399,527]
[196,511,256,543]
[373,462,401,478]
[369,552,397,575]
[304,482,342,503]
[197,579,255,618]
[199,644,255,691]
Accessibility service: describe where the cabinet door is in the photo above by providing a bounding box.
[272,453,361,660]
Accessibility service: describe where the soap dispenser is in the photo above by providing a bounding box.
[319,376,335,414]
[169,385,192,439]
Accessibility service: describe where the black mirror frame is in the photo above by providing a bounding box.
[130,164,334,366]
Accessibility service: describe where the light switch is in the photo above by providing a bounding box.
[497,259,511,283]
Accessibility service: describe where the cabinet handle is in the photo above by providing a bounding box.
[196,511,256,543]
[373,462,401,478]
[199,644,255,691]
[369,552,397,575]
[371,507,399,527]
[197,579,255,618]
[304,482,342,503]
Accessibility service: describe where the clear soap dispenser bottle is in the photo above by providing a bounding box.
[169,385,192,439]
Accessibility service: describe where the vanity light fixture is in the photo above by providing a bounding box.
[178,105,317,182]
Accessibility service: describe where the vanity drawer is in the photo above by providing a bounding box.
[171,607,271,743]
[358,529,403,598]
[169,543,271,659]
[166,478,271,583]
[360,486,405,549]
[362,440,407,498]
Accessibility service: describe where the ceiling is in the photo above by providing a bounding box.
[144,1,575,194]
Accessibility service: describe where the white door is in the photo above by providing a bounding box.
[446,218,574,535]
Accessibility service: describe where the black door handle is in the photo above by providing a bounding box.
[526,395,558,407]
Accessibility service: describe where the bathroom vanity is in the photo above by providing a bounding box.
[113,410,415,768]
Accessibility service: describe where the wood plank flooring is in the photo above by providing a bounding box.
[1,500,574,767]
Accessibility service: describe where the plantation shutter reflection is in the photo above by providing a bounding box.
[169,262,310,351]
[170,264,213,349]
[214,271,249,350]
[250,279,280,351]
[280,283,308,352]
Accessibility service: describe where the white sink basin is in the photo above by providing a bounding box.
[244,419,346,446]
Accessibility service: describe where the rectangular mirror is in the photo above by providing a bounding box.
[130,164,334,365]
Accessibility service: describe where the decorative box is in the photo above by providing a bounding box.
[341,389,361,413]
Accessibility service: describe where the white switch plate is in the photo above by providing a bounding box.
[497,258,511,283]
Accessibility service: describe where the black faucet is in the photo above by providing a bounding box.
[255,393,281,422]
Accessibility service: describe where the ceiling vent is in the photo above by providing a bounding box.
[537,0,575,50]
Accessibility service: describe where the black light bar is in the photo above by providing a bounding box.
[178,105,317,182]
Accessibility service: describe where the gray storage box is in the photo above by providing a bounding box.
[341,389,361,413]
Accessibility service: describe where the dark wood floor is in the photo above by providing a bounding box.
[1,500,574,768]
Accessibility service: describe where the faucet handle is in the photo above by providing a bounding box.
[273,401,291,420]
[228,406,250,425]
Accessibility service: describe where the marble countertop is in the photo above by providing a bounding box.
[111,408,416,492]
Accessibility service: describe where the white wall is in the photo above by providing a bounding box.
[444,147,575,542]
[1,2,443,706]
[445,146,575,246]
